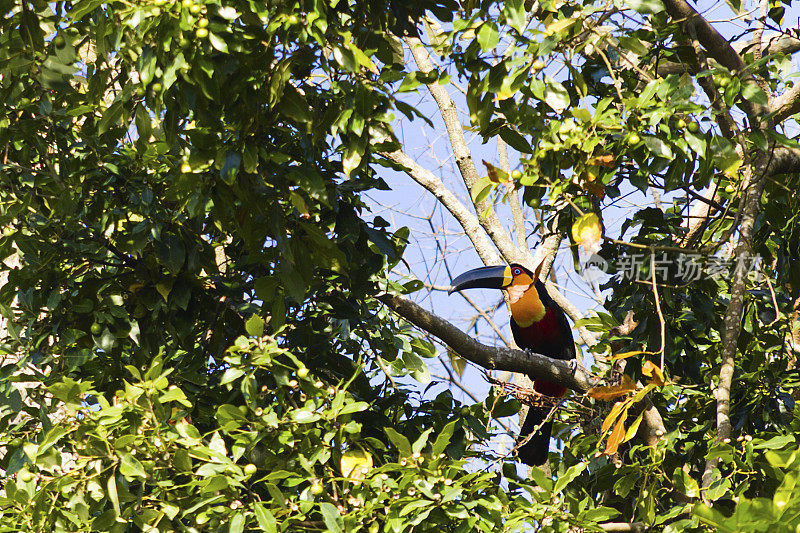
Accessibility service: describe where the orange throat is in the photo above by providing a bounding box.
[507,284,546,327]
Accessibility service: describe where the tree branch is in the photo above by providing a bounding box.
[498,138,527,251]
[660,0,767,122]
[599,522,646,532]
[701,150,769,492]
[769,82,800,123]
[656,30,800,77]
[380,149,501,265]
[405,35,523,264]
[380,293,598,392]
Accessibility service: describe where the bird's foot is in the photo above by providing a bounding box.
[568,359,578,374]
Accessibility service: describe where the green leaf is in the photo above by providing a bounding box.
[319,503,344,533]
[503,0,526,32]
[476,22,499,51]
[412,428,434,455]
[624,0,663,13]
[742,82,768,105]
[107,474,121,517]
[527,466,553,492]
[554,462,587,493]
[694,503,739,532]
[209,32,229,53]
[245,315,265,337]
[544,79,570,113]
[155,233,186,273]
[643,135,673,159]
[685,131,706,157]
[220,152,242,185]
[499,127,533,153]
[672,468,699,498]
[471,177,494,205]
[385,427,412,457]
[69,0,104,21]
[254,504,277,533]
[432,420,457,456]
[98,100,125,135]
[753,435,795,450]
[119,452,147,480]
[279,83,312,123]
[229,512,245,533]
[20,7,44,51]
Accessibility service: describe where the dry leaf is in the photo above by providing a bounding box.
[483,160,508,183]
[604,410,628,455]
[587,374,636,400]
[589,154,616,167]
[642,360,665,386]
[601,399,629,435]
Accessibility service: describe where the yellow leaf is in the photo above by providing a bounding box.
[612,350,646,361]
[587,375,636,400]
[631,382,656,403]
[604,409,628,455]
[448,350,466,378]
[642,360,665,386]
[341,449,373,484]
[127,282,144,293]
[723,157,742,178]
[571,212,603,253]
[545,17,576,36]
[623,412,644,443]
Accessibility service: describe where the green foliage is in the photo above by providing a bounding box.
[2,0,800,530]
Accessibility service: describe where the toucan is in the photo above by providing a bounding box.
[448,261,576,466]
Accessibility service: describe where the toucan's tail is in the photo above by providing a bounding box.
[516,406,552,466]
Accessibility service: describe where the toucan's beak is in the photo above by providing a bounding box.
[448,266,512,295]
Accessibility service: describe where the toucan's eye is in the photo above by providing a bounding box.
[512,267,521,275]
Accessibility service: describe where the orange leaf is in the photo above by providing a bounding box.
[589,154,616,168]
[642,360,665,386]
[587,375,636,400]
[604,410,628,455]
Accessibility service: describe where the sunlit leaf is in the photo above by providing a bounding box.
[340,449,373,482]
[604,409,628,455]
[641,360,665,386]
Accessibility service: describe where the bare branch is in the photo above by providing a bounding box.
[769,82,800,123]
[680,183,722,248]
[599,522,646,532]
[380,149,501,265]
[498,138,527,251]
